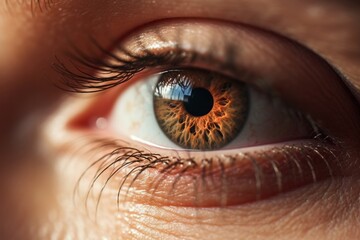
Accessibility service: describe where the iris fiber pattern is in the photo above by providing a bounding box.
[153,69,249,150]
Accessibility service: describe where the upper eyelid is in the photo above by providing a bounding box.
[51,20,336,97]
[59,20,360,145]
[53,25,241,93]
[53,21,266,93]
[52,20,314,94]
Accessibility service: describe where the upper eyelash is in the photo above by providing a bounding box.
[53,35,243,93]
[53,40,201,93]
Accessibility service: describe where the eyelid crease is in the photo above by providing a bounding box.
[333,67,360,104]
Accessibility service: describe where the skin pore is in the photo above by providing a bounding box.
[1,0,360,239]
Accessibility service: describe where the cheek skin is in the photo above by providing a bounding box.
[68,159,360,240]
[120,180,360,240]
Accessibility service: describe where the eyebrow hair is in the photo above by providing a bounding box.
[30,0,54,12]
[3,0,54,14]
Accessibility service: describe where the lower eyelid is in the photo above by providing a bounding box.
[72,138,343,209]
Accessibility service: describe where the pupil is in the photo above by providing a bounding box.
[184,88,214,117]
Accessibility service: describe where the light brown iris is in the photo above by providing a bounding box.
[153,69,249,150]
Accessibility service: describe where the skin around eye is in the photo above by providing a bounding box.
[3,0,360,238]
[61,20,360,208]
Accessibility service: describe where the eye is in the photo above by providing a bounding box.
[110,68,313,151]
[56,20,360,208]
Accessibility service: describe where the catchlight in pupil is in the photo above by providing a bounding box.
[153,69,249,150]
[184,88,214,117]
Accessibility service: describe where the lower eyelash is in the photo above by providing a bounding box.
[73,137,343,219]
